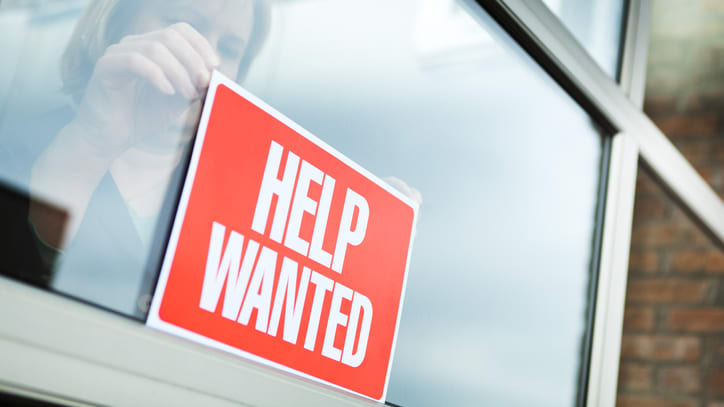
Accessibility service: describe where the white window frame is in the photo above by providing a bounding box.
[3,0,724,406]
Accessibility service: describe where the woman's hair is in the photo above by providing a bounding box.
[236,0,271,82]
[61,0,271,101]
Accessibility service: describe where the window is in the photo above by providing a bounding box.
[5,2,719,407]
[541,0,627,77]
[242,0,607,405]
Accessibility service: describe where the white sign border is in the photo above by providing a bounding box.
[146,70,419,402]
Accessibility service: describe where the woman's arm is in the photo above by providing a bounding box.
[29,119,117,248]
[29,23,218,249]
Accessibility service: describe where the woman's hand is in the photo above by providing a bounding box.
[74,22,219,158]
[30,23,220,248]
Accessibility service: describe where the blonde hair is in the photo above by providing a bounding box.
[61,0,270,101]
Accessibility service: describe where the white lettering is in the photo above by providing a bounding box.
[321,282,352,361]
[284,160,323,256]
[267,257,311,344]
[251,141,300,243]
[199,222,243,313]
[238,246,278,333]
[221,239,259,321]
[331,188,369,274]
[304,270,334,351]
[341,291,373,367]
[308,174,335,268]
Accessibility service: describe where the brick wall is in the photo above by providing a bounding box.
[615,1,724,406]
[616,169,724,407]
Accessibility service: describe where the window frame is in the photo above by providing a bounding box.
[3,0,724,406]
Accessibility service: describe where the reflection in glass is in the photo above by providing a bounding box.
[0,0,269,317]
[242,0,604,405]
[542,0,626,78]
[1,0,605,404]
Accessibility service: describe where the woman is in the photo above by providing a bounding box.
[26,0,270,316]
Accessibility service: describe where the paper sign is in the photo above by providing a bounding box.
[147,71,418,401]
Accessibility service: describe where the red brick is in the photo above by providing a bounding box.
[671,250,724,273]
[656,210,714,246]
[636,171,664,196]
[658,367,701,394]
[714,338,724,363]
[631,224,681,247]
[629,251,661,273]
[716,284,724,306]
[644,94,678,115]
[623,306,656,331]
[618,2,724,407]
[621,335,701,361]
[666,308,724,332]
[616,395,697,407]
[710,370,724,394]
[634,197,668,220]
[675,142,712,166]
[619,363,654,391]
[656,114,718,138]
[699,82,724,103]
[626,279,711,304]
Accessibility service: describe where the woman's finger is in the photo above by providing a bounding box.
[152,27,211,88]
[169,22,220,69]
[97,48,175,95]
[135,40,199,99]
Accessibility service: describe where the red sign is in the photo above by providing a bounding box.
[147,71,418,401]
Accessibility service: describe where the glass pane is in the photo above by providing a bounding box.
[0,0,605,404]
[241,0,605,405]
[541,0,626,78]
[0,0,268,318]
